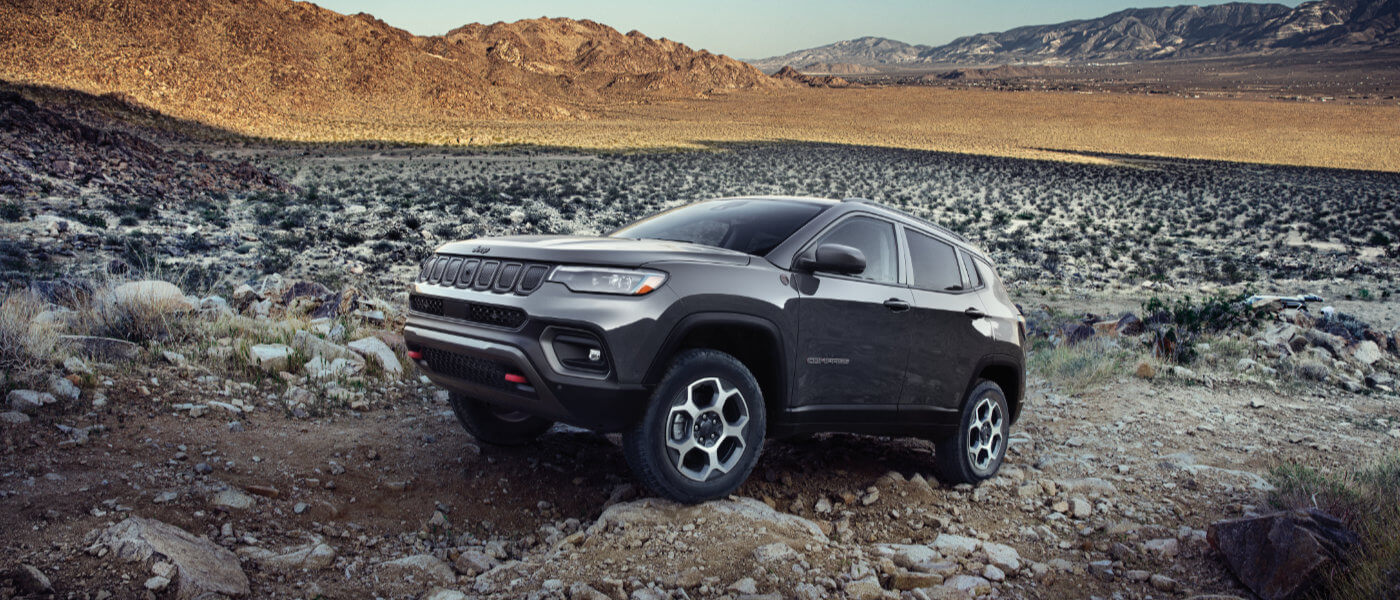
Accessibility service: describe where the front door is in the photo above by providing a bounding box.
[792,215,912,413]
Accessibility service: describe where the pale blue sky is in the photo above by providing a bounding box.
[309,0,1300,58]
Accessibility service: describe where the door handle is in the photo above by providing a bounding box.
[964,307,986,319]
[883,298,911,312]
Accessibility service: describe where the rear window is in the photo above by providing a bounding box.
[960,251,983,288]
[905,229,964,291]
[612,199,827,255]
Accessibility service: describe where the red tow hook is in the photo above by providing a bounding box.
[504,373,527,384]
[407,350,423,360]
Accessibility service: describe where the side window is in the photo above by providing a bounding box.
[811,217,899,284]
[906,229,964,291]
[960,251,983,289]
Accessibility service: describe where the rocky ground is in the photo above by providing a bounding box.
[1,273,1397,599]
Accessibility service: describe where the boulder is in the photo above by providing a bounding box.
[1353,341,1382,365]
[96,517,249,599]
[106,280,194,315]
[211,489,256,511]
[348,336,402,376]
[1208,509,1357,600]
[304,356,364,380]
[452,549,499,576]
[58,335,142,361]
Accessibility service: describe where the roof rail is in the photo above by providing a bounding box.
[841,198,968,243]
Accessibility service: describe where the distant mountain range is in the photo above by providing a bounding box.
[750,0,1400,69]
[0,0,785,136]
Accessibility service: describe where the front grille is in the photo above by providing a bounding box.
[409,293,528,329]
[469,303,527,328]
[417,254,552,296]
[409,294,444,316]
[421,347,510,390]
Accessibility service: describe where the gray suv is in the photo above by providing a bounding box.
[405,197,1026,502]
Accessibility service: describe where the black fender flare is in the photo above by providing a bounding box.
[642,311,791,407]
[960,352,1026,425]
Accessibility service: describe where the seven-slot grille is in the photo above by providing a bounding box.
[419,347,517,392]
[417,254,552,296]
[409,293,527,329]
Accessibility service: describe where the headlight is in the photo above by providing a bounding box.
[548,266,667,295]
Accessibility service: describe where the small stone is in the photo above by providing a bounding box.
[727,578,759,595]
[1071,497,1092,518]
[7,390,56,414]
[377,554,454,586]
[49,376,81,401]
[153,491,178,504]
[211,489,255,510]
[245,485,280,499]
[194,462,213,475]
[983,564,1005,582]
[0,411,32,424]
[11,565,52,594]
[1150,573,1177,591]
[144,576,171,591]
[843,576,883,600]
[1144,537,1179,559]
[452,549,499,576]
[248,344,293,372]
[753,542,797,562]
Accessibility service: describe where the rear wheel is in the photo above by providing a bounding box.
[933,380,1009,485]
[448,393,553,446]
[623,349,766,503]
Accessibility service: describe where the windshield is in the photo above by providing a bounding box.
[611,199,828,255]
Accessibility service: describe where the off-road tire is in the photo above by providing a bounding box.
[623,349,766,503]
[933,380,1009,485]
[449,392,553,446]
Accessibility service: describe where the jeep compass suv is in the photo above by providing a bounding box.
[404,197,1026,503]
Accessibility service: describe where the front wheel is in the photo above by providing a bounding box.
[622,349,766,503]
[933,380,1009,485]
[448,393,553,446]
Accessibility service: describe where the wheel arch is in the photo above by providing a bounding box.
[966,354,1025,425]
[645,312,790,428]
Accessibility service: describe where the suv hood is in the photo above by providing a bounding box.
[436,235,752,268]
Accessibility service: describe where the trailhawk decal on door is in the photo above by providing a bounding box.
[805,357,851,365]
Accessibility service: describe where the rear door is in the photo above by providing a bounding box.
[791,215,913,412]
[900,228,991,413]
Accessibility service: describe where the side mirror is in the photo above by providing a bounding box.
[796,243,866,275]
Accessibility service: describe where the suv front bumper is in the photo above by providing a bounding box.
[402,281,673,433]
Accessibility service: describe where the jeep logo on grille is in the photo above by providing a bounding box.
[471,246,490,254]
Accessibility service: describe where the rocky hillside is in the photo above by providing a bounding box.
[0,0,783,138]
[752,0,1400,67]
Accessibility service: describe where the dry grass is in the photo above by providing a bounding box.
[99,86,1400,172]
[1269,454,1400,599]
[0,290,57,378]
[1029,337,1145,394]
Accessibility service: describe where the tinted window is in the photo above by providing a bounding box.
[906,229,963,291]
[813,217,899,284]
[960,251,983,288]
[612,199,827,255]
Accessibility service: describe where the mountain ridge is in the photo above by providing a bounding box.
[0,0,786,137]
[750,0,1400,69]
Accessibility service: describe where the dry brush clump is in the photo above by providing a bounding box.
[0,290,58,384]
[1268,454,1400,599]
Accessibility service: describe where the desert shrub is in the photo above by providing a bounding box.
[0,201,23,221]
[1029,337,1138,394]
[0,290,56,376]
[1268,454,1400,599]
[85,290,196,345]
[1142,291,1267,364]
